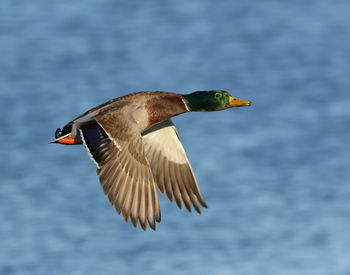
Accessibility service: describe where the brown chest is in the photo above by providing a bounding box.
[145,94,188,127]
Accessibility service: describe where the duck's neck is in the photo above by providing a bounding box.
[145,93,189,127]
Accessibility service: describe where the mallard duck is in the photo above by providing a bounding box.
[51,90,251,230]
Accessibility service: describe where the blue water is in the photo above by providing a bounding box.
[1,1,350,274]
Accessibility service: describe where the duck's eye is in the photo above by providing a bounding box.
[215,93,222,98]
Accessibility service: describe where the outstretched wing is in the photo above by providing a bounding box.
[80,114,160,230]
[142,119,207,213]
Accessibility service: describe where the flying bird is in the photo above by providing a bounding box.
[51,90,251,230]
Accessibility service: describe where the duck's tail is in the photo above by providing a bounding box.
[50,122,82,145]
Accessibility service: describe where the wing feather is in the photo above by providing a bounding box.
[142,119,207,213]
[80,113,160,230]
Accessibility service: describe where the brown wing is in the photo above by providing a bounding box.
[142,119,207,213]
[80,114,160,230]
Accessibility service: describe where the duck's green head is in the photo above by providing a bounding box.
[182,90,251,112]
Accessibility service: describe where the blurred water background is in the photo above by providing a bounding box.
[1,1,350,274]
